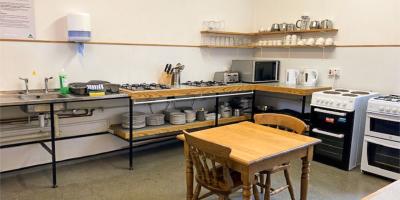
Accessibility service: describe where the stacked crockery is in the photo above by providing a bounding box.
[164,109,180,122]
[146,114,165,126]
[169,112,186,125]
[121,112,146,129]
[184,110,196,123]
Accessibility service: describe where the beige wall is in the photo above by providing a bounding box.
[0,0,255,91]
[253,0,400,94]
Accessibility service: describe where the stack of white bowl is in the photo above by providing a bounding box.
[121,112,146,129]
[146,114,165,126]
[184,110,196,123]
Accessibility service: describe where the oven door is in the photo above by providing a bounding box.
[253,61,280,82]
[310,106,355,170]
[361,136,400,180]
[365,112,400,142]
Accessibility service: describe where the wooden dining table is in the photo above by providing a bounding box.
[176,121,321,200]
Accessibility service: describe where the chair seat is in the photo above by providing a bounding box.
[196,166,242,192]
[259,163,290,174]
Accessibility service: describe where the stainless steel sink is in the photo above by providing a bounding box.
[19,93,68,100]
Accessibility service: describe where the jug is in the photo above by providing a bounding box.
[286,69,300,85]
[296,16,310,30]
[303,69,319,86]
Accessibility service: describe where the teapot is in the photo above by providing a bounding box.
[296,16,310,30]
[303,69,319,87]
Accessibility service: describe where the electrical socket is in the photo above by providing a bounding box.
[328,67,341,78]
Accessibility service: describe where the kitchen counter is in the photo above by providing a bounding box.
[0,92,129,107]
[121,82,331,100]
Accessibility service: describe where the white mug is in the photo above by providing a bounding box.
[306,38,315,45]
[316,37,325,45]
[276,40,282,46]
[325,38,334,45]
[267,40,273,46]
[297,40,305,46]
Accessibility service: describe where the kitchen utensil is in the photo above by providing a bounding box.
[121,112,146,129]
[213,71,240,83]
[184,110,196,123]
[205,113,221,121]
[219,103,232,118]
[286,23,296,31]
[296,16,310,30]
[196,108,208,121]
[306,38,315,45]
[233,109,241,117]
[172,63,185,86]
[169,112,186,125]
[104,83,120,93]
[159,64,173,85]
[146,114,165,126]
[271,23,280,32]
[309,21,320,29]
[286,69,300,85]
[325,38,334,45]
[320,19,333,29]
[256,105,273,112]
[68,82,87,95]
[279,23,287,32]
[315,37,325,46]
[303,69,319,87]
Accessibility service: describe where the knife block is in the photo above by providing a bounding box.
[158,72,173,86]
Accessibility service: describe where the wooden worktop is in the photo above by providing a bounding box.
[121,83,331,100]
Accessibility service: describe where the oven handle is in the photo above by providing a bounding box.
[365,137,400,150]
[314,108,347,117]
[312,128,345,138]
[367,112,400,122]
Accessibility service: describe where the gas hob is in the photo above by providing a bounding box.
[311,89,379,111]
[120,83,171,91]
[182,81,227,87]
[367,95,400,116]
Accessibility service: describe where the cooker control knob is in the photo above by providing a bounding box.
[316,99,321,104]
[379,106,384,112]
[385,107,391,113]
[336,102,341,107]
[342,103,347,108]
[393,108,398,114]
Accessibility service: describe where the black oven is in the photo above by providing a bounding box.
[310,107,355,170]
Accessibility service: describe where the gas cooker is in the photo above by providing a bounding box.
[182,81,227,87]
[367,95,400,116]
[120,83,171,91]
[311,89,379,111]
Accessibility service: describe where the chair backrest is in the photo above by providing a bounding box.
[254,113,307,134]
[183,130,234,191]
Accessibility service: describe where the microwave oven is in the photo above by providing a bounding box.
[231,60,280,83]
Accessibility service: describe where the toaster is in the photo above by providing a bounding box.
[213,71,240,83]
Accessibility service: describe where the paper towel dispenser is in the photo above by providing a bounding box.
[67,13,91,42]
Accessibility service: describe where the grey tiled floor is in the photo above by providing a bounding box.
[0,142,392,200]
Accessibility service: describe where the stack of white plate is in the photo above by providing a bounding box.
[121,112,146,129]
[169,112,186,125]
[205,113,221,121]
[146,114,165,126]
[164,109,180,122]
[184,110,196,123]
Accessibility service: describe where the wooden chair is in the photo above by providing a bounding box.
[253,113,307,200]
[183,130,260,200]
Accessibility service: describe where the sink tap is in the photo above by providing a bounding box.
[19,77,29,94]
[44,77,53,94]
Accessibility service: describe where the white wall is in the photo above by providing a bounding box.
[0,0,255,91]
[253,0,400,95]
[0,0,254,171]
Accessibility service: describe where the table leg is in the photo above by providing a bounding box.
[300,146,313,200]
[241,171,251,200]
[184,142,194,200]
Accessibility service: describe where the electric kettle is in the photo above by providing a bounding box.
[286,69,300,85]
[303,69,319,86]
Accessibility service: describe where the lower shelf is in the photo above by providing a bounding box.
[111,115,250,140]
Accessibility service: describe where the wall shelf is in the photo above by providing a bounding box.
[111,115,250,140]
[200,29,338,36]
[254,45,336,49]
[200,45,254,49]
